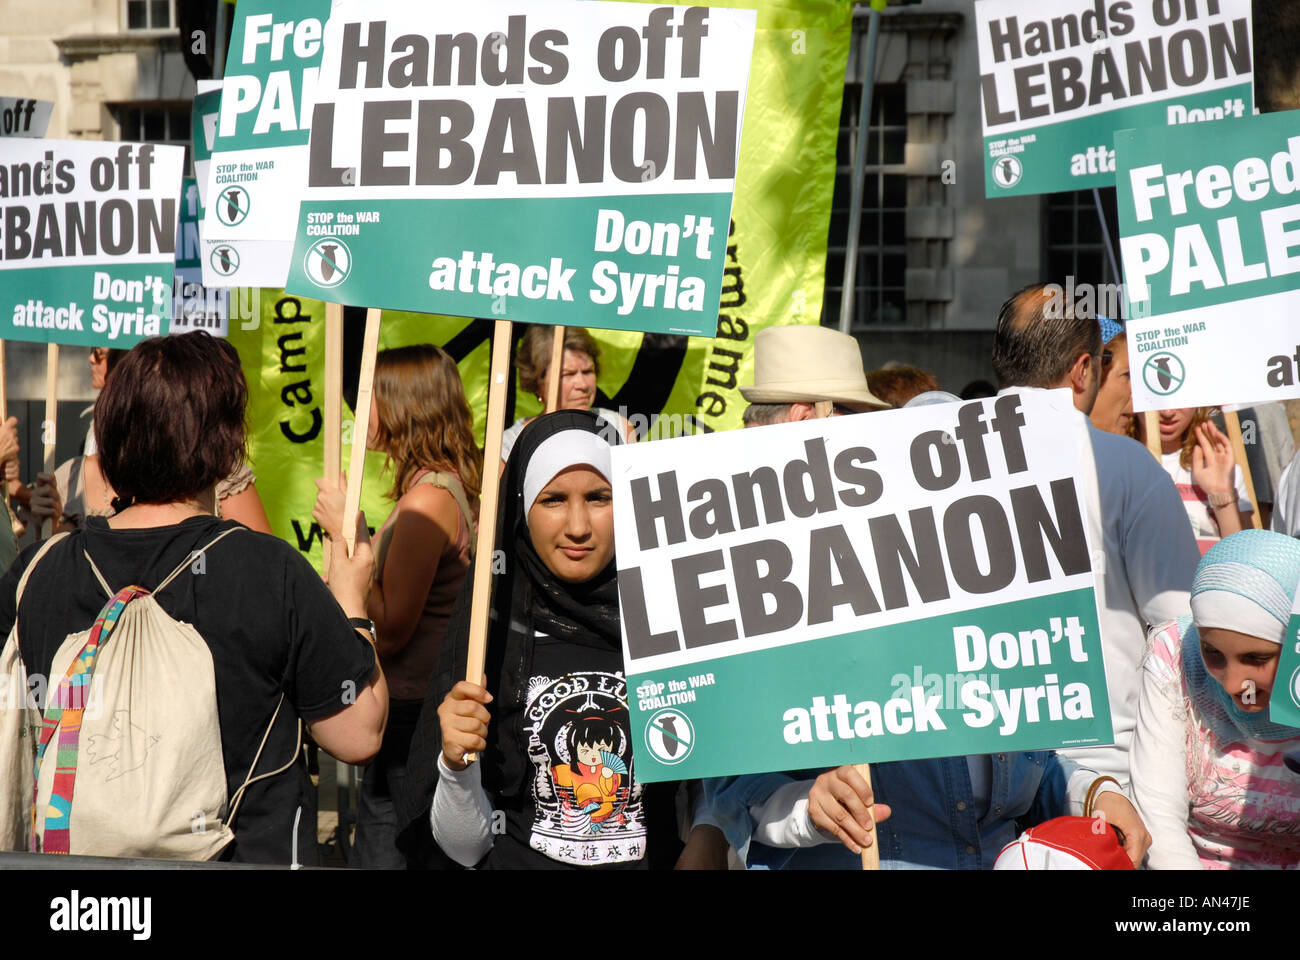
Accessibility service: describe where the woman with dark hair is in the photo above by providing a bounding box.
[313,343,481,868]
[0,332,387,864]
[29,342,273,535]
[396,410,680,869]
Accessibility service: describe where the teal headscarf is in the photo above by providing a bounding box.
[1179,530,1300,744]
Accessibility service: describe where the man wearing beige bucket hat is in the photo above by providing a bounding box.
[740,325,887,426]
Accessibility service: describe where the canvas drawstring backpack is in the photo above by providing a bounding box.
[0,527,301,859]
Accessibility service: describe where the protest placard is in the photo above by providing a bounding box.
[0,98,52,139]
[1274,589,1300,729]
[202,0,330,288]
[1114,107,1300,413]
[191,86,222,215]
[171,178,231,337]
[976,0,1253,198]
[0,138,184,347]
[284,0,756,336]
[611,390,1111,782]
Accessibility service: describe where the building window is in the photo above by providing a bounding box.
[125,0,174,31]
[111,102,191,175]
[1043,188,1123,314]
[822,83,908,329]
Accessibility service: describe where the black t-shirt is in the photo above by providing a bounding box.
[482,632,678,870]
[0,515,376,865]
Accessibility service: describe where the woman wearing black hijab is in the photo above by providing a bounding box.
[396,409,681,869]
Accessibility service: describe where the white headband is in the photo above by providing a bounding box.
[522,430,613,521]
[1190,590,1286,645]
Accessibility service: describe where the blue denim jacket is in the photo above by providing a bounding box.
[705,751,1075,870]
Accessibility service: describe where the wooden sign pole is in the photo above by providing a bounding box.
[1143,410,1161,461]
[38,343,58,541]
[341,308,381,557]
[1222,409,1262,529]
[853,763,880,870]
[546,325,565,412]
[464,319,514,760]
[323,302,343,570]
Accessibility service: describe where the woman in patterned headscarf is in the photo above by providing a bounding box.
[396,409,682,870]
[1132,530,1300,868]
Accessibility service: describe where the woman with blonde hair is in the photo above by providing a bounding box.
[500,325,633,465]
[1135,407,1253,553]
[314,343,481,868]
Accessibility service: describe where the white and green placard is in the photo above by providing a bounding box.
[284,0,755,336]
[0,98,52,138]
[172,177,229,337]
[611,390,1112,782]
[1274,588,1300,729]
[1115,108,1300,413]
[192,85,222,216]
[976,0,1253,198]
[0,138,184,347]
[202,0,329,288]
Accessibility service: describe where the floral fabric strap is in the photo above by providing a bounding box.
[31,585,148,854]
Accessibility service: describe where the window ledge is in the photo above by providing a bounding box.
[55,32,179,63]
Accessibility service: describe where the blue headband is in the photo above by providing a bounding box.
[1098,315,1123,346]
[1180,531,1300,743]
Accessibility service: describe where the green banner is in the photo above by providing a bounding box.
[675,0,850,432]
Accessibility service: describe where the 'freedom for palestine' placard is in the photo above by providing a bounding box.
[1115,108,1300,412]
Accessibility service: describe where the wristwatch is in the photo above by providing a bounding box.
[349,617,377,644]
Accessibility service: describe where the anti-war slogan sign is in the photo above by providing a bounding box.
[1115,108,1300,412]
[0,138,184,347]
[172,178,231,337]
[202,0,330,288]
[976,0,1253,198]
[611,390,1112,782]
[0,98,52,139]
[285,0,755,336]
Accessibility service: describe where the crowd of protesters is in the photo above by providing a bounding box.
[1,282,1300,871]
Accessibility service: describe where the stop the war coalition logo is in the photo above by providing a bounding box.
[303,235,352,287]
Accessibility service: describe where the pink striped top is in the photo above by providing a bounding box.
[1138,623,1300,869]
